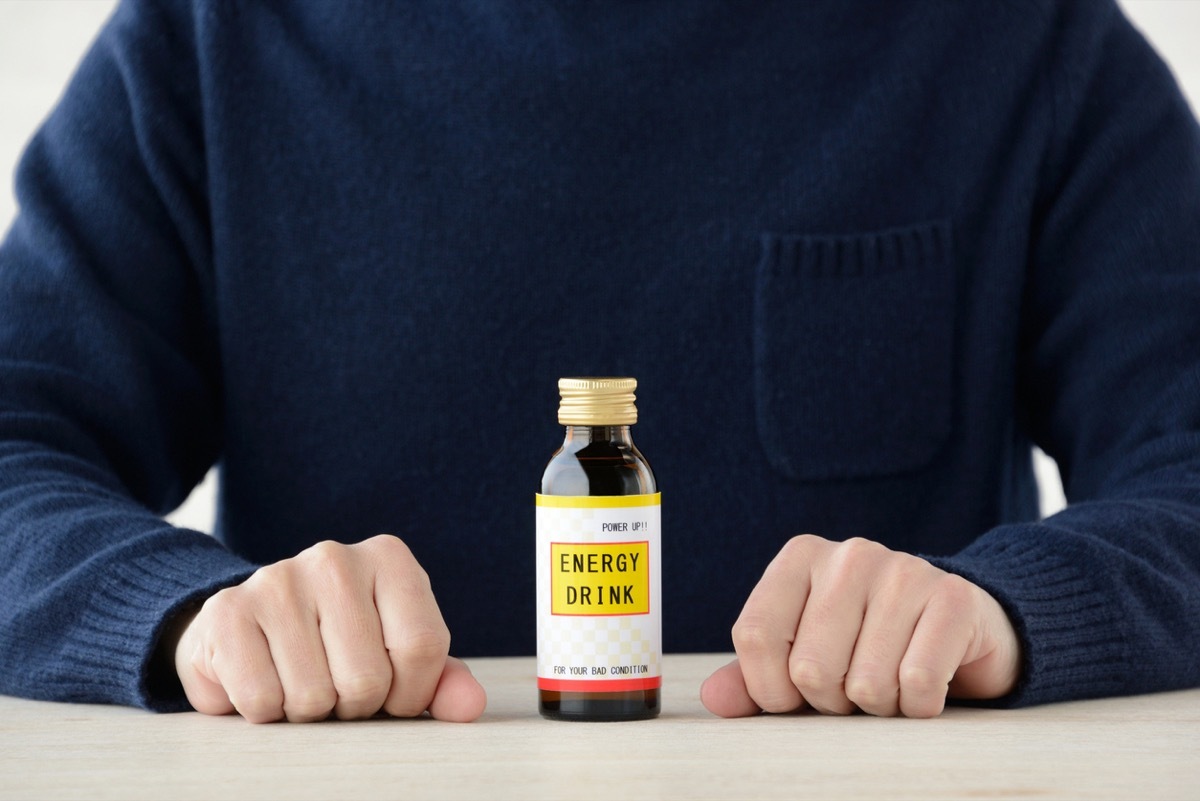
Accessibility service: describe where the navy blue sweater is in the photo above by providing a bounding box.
[2,0,1199,711]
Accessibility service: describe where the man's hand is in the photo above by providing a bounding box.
[701,535,1020,718]
[174,535,487,723]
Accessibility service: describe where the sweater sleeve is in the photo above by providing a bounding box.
[932,1,1200,706]
[0,0,255,710]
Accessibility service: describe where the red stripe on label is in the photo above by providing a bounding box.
[537,676,662,693]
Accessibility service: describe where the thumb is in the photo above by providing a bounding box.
[700,658,762,718]
[426,656,488,722]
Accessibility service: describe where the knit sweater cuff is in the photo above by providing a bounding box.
[927,525,1126,707]
[64,531,256,713]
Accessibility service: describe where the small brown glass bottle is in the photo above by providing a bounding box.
[535,377,661,721]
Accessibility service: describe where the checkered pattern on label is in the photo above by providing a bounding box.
[536,499,661,681]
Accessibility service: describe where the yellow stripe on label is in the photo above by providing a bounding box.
[535,492,661,509]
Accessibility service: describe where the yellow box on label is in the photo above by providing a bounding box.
[550,541,650,616]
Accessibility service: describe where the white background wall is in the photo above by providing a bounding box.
[2,1,1199,532]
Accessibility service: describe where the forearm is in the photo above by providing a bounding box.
[932,472,1200,707]
[0,0,252,710]
[0,440,254,709]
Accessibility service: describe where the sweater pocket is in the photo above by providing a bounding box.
[754,220,956,481]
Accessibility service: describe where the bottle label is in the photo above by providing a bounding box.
[535,493,662,692]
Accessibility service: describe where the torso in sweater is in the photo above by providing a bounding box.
[181,1,1062,655]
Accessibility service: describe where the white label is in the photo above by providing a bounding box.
[535,493,662,692]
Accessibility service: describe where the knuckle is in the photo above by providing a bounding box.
[779,534,821,566]
[841,536,878,555]
[296,540,383,601]
[370,538,432,592]
[199,587,257,634]
[396,562,434,598]
[245,562,299,605]
[200,586,241,621]
[238,568,305,629]
[367,532,404,549]
[833,537,886,569]
[731,617,778,654]
[337,669,393,704]
[781,534,812,554]
[788,655,841,694]
[283,684,337,722]
[899,662,946,698]
[232,685,284,723]
[369,534,414,562]
[215,581,254,608]
[844,670,897,713]
[878,557,924,595]
[397,622,451,663]
[819,538,887,590]
[303,540,350,571]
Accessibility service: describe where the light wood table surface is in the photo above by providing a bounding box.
[1,653,1197,800]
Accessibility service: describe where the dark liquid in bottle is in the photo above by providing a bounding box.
[540,427,659,721]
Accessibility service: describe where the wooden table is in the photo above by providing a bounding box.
[1,653,1197,800]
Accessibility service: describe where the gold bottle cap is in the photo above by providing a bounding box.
[557,377,638,426]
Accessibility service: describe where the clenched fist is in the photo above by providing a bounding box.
[701,535,1021,718]
[173,535,487,723]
